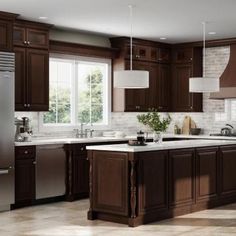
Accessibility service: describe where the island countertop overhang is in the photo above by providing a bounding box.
[86,139,236,152]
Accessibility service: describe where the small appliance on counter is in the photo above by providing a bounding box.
[128,130,147,146]
[15,117,32,142]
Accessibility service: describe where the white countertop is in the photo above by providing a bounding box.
[14,137,130,146]
[86,139,236,152]
[14,134,236,146]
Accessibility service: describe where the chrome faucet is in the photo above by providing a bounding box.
[74,123,94,138]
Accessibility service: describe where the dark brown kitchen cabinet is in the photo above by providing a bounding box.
[13,20,51,111]
[15,146,36,207]
[196,147,219,202]
[172,47,203,112]
[64,141,127,201]
[157,64,170,111]
[169,149,195,207]
[14,47,49,111]
[173,47,194,63]
[151,47,170,63]
[0,12,18,51]
[219,146,236,197]
[138,151,168,214]
[13,20,50,49]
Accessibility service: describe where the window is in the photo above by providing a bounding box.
[41,55,111,129]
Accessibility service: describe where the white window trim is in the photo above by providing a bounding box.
[39,53,112,133]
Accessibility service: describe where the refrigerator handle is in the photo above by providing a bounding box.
[0,166,13,175]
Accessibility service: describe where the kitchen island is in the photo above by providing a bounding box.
[87,140,236,227]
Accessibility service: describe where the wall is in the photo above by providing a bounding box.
[15,45,232,137]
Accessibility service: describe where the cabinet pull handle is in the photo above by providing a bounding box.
[24,150,28,154]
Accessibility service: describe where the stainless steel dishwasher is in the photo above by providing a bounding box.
[36,145,66,199]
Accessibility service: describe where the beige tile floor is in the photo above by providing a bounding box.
[0,200,236,236]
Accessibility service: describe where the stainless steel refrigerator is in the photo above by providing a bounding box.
[0,52,15,211]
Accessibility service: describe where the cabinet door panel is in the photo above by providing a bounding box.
[0,20,12,51]
[169,149,195,207]
[14,47,27,111]
[172,64,194,111]
[196,148,218,201]
[93,151,129,216]
[138,151,168,214]
[27,49,49,111]
[73,155,89,195]
[157,64,170,111]
[220,146,236,196]
[15,159,35,203]
[13,26,26,46]
[173,48,193,63]
[27,28,49,49]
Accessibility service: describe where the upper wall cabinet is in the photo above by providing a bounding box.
[0,11,18,51]
[14,20,52,111]
[171,47,203,112]
[13,24,49,49]
[110,37,172,112]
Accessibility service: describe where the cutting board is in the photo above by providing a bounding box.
[182,116,197,134]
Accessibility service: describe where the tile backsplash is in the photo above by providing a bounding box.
[15,46,233,137]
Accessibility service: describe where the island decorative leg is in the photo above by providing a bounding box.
[65,148,73,201]
[87,152,96,220]
[130,160,137,219]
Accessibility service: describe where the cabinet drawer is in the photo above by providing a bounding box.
[15,146,36,159]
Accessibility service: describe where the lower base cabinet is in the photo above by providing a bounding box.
[15,146,36,207]
[88,145,236,227]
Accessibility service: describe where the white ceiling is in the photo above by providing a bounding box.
[1,0,236,43]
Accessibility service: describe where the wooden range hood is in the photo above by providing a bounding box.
[210,44,236,99]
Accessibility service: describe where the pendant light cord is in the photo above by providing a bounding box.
[129,5,133,71]
[202,22,206,78]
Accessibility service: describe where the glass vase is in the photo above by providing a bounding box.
[153,131,163,144]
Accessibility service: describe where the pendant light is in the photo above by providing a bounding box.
[189,22,219,92]
[114,5,149,89]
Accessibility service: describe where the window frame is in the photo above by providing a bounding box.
[39,53,112,132]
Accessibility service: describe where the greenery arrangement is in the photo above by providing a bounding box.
[137,109,171,132]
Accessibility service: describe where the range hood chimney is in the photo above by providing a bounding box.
[210,44,236,99]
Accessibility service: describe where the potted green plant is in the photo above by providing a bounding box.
[137,109,171,143]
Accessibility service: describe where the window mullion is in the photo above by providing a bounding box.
[73,61,79,125]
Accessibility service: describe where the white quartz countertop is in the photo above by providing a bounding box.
[14,134,236,146]
[86,139,236,152]
[14,137,130,146]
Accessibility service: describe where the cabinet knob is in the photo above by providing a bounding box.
[24,150,28,154]
[80,147,84,151]
[27,104,30,107]
[190,58,193,61]
[33,161,36,165]
[24,104,27,107]
[23,41,27,45]
[27,41,31,45]
[135,55,140,58]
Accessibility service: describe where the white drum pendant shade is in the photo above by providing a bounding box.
[113,5,149,89]
[114,70,149,89]
[189,77,220,92]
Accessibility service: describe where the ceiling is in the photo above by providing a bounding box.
[1,0,236,43]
